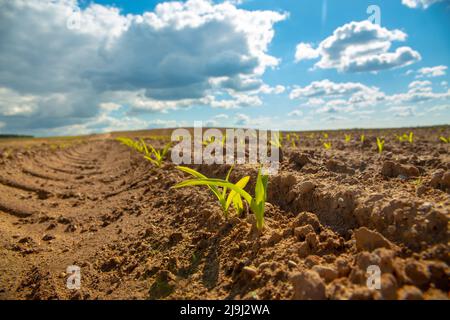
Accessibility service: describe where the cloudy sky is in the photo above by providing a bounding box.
[0,0,449,136]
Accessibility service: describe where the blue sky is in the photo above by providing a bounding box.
[0,0,449,136]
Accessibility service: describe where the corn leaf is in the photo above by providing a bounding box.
[222,165,234,198]
[172,178,253,204]
[176,166,222,200]
[225,175,249,214]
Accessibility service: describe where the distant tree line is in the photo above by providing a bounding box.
[0,134,34,139]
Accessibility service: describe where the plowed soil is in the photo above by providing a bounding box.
[0,127,448,300]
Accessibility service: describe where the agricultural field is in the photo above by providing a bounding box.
[0,126,448,300]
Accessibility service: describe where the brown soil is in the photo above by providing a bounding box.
[0,126,448,300]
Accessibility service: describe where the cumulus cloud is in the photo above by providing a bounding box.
[390,86,450,104]
[259,84,286,94]
[388,106,416,117]
[0,0,286,133]
[232,113,276,128]
[289,78,450,118]
[401,0,446,9]
[408,80,432,89]
[289,79,381,100]
[416,65,447,78]
[289,79,387,117]
[234,113,251,125]
[293,21,421,73]
[295,43,319,62]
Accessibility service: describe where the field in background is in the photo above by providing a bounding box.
[0,125,448,300]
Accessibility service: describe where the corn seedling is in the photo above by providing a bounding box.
[397,132,414,143]
[173,167,268,230]
[291,139,296,148]
[3,148,12,158]
[270,133,282,148]
[360,134,365,143]
[323,142,331,150]
[202,136,215,146]
[376,137,385,154]
[344,134,351,143]
[413,177,423,186]
[439,136,449,144]
[174,166,249,218]
[116,137,147,155]
[322,133,329,139]
[144,142,172,167]
[220,134,226,147]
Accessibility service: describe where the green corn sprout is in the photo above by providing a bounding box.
[323,133,329,139]
[344,134,351,143]
[144,142,172,167]
[173,167,268,230]
[174,166,250,219]
[413,177,423,186]
[439,136,449,143]
[360,134,365,143]
[397,132,414,143]
[323,142,331,150]
[291,139,296,148]
[376,137,385,154]
[116,137,147,155]
[202,136,213,146]
[269,134,282,148]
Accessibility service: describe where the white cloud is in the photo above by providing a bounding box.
[214,113,229,120]
[408,80,432,90]
[416,65,447,78]
[0,0,286,133]
[428,104,450,112]
[99,102,122,112]
[402,0,446,9]
[205,113,229,127]
[0,87,38,116]
[211,93,263,109]
[388,106,416,117]
[295,43,320,62]
[289,78,450,119]
[389,87,450,104]
[259,84,286,94]
[294,21,421,73]
[288,110,303,117]
[324,115,348,122]
[289,79,381,100]
[234,113,250,125]
[305,98,325,106]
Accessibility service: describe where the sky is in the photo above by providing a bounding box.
[0,0,449,136]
